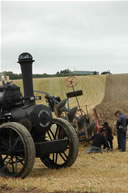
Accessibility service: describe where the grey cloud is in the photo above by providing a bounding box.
[1,1,128,74]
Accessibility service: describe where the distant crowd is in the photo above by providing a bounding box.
[87,110,128,153]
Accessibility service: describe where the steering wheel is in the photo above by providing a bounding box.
[65,76,78,88]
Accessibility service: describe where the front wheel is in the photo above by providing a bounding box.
[40,118,79,168]
[0,122,36,178]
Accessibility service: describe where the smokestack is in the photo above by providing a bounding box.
[18,52,35,104]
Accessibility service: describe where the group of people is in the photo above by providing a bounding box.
[87,110,128,153]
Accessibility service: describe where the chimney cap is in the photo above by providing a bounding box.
[18,52,35,63]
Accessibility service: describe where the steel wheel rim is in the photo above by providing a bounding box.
[42,123,70,168]
[0,126,27,177]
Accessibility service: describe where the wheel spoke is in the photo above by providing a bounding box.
[14,157,18,173]
[11,137,20,151]
[11,157,15,173]
[0,155,4,167]
[16,156,24,165]
[47,130,53,140]
[54,126,59,138]
[58,127,61,138]
[3,157,11,169]
[3,155,9,162]
[11,156,19,174]
[48,128,56,140]
[55,153,58,164]
[9,136,12,148]
[52,153,55,161]
[59,152,68,162]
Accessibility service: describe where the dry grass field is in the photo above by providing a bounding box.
[14,74,107,115]
[0,138,128,193]
[0,74,128,193]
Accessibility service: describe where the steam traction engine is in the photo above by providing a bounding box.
[0,53,79,178]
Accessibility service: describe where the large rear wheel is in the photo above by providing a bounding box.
[0,122,35,178]
[40,118,79,168]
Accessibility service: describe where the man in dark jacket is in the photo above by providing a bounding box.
[86,132,109,153]
[115,110,127,152]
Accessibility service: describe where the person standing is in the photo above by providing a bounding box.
[115,110,127,152]
[103,122,113,150]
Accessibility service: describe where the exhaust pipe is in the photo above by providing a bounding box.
[18,52,35,105]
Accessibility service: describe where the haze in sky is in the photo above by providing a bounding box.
[1,1,128,74]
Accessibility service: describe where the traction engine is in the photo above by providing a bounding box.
[0,53,79,178]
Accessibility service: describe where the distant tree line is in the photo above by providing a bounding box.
[0,71,22,80]
[0,69,99,80]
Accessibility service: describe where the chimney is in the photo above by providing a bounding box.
[18,52,35,104]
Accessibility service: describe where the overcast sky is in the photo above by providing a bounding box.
[1,1,128,74]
